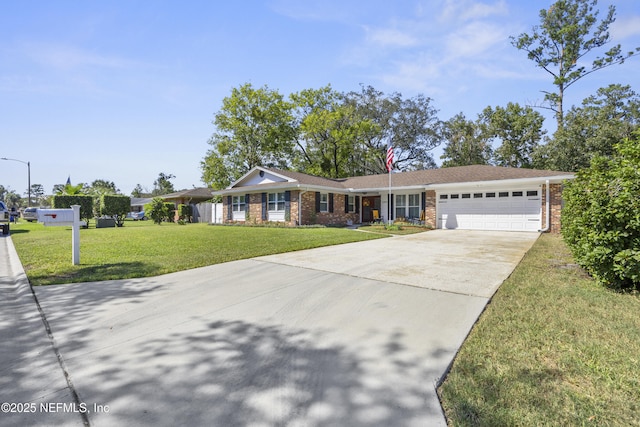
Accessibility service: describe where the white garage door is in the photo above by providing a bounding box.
[438,189,541,231]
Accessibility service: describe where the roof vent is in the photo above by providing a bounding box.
[259,170,265,177]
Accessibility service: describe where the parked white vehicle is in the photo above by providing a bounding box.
[23,207,38,222]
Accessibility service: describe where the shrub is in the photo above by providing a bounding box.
[164,203,176,222]
[177,204,192,222]
[100,195,131,226]
[146,197,169,225]
[562,130,640,291]
[52,195,93,226]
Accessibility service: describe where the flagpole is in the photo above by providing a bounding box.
[388,165,391,225]
[386,143,394,225]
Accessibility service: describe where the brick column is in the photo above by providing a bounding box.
[541,183,564,233]
[424,190,436,229]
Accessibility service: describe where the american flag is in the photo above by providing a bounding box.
[386,143,394,172]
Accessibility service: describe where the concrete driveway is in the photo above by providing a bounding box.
[5,230,538,426]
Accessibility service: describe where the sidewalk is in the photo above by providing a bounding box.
[0,235,84,426]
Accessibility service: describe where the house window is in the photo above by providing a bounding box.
[439,194,448,200]
[461,193,471,199]
[486,192,496,198]
[408,194,420,219]
[474,193,483,198]
[319,193,329,212]
[395,194,420,219]
[499,192,509,198]
[527,190,538,197]
[395,194,406,218]
[232,195,245,212]
[512,191,523,197]
[348,195,355,213]
[268,192,285,212]
[450,194,459,199]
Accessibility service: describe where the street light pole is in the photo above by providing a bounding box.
[1,157,31,207]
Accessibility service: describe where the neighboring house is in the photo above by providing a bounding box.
[161,188,214,222]
[130,197,152,213]
[213,165,575,233]
[161,188,214,206]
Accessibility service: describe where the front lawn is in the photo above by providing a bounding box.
[10,221,386,286]
[438,234,640,426]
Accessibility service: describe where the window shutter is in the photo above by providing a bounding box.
[388,193,394,220]
[329,193,334,213]
[261,193,267,220]
[421,192,426,211]
[245,194,250,205]
[226,196,232,220]
[355,196,360,214]
[344,194,349,213]
[315,192,321,213]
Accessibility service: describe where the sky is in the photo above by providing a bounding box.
[1,0,639,197]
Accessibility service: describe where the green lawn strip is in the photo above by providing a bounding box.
[438,234,640,426]
[10,221,386,286]
[357,224,431,235]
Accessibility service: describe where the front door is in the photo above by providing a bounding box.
[361,196,381,222]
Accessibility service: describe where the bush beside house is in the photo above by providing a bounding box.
[178,204,192,223]
[562,130,640,291]
[145,197,180,224]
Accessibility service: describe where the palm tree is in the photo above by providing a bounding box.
[56,183,86,195]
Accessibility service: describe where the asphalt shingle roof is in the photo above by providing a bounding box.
[266,165,573,191]
[161,188,214,199]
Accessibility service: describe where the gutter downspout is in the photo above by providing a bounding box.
[538,179,550,233]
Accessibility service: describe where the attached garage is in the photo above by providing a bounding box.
[437,187,542,232]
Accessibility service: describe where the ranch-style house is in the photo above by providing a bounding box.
[213,165,575,233]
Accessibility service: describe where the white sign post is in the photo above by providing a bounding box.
[38,205,84,265]
[71,205,80,265]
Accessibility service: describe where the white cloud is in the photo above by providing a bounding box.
[363,25,420,48]
[445,21,509,58]
[377,54,446,94]
[610,15,640,40]
[22,42,134,71]
[268,0,355,22]
[440,0,508,23]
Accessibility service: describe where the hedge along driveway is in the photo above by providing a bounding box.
[10,222,387,286]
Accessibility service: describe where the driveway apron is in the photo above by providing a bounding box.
[12,230,536,426]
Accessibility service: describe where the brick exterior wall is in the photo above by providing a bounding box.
[247,193,263,223]
[541,183,564,233]
[222,190,358,226]
[424,190,436,229]
[299,191,360,226]
[299,191,315,225]
[223,192,301,226]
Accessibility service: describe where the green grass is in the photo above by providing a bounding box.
[10,221,386,286]
[358,223,431,235]
[438,234,640,426]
